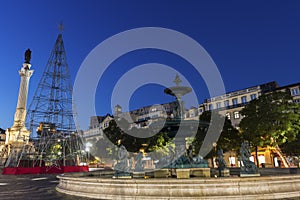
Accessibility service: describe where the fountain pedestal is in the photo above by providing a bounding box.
[154,169,170,178]
[176,168,190,179]
[132,171,145,178]
[190,168,211,177]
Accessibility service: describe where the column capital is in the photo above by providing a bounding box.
[22,63,31,70]
[19,68,34,77]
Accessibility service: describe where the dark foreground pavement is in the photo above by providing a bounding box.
[0,173,92,200]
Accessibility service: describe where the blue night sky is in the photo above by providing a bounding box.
[0,1,299,130]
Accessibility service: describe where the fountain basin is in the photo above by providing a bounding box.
[56,173,300,199]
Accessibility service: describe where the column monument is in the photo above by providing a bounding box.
[5,49,34,150]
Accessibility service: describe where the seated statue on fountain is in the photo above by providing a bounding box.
[239,142,258,174]
[168,145,208,169]
[215,149,230,177]
[190,146,208,168]
[134,151,144,172]
[114,145,132,176]
[156,145,208,169]
[174,145,191,168]
[187,145,207,167]
[215,149,227,171]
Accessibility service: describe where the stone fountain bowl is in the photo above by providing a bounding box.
[164,86,192,97]
[56,169,300,199]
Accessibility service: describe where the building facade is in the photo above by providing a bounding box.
[276,82,300,104]
[202,81,278,127]
[82,115,113,142]
[202,81,300,168]
[114,102,179,128]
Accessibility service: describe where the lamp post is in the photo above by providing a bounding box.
[212,142,217,168]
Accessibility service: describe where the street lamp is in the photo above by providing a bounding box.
[212,142,217,168]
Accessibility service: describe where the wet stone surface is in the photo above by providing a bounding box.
[0,173,93,200]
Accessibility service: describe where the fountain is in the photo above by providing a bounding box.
[56,75,300,199]
[161,75,208,176]
[164,74,192,119]
[103,74,209,178]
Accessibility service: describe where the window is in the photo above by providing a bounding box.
[225,112,231,119]
[209,104,213,110]
[198,108,203,114]
[104,122,109,128]
[234,111,240,119]
[241,96,247,104]
[291,88,300,96]
[258,155,266,165]
[294,99,300,104]
[151,108,157,112]
[216,102,221,109]
[250,94,257,100]
[229,156,236,167]
[224,100,229,107]
[232,98,238,106]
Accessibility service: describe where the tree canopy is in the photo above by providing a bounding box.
[103,119,172,153]
[239,90,300,148]
[192,111,241,158]
[280,132,300,156]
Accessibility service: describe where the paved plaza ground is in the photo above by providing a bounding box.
[0,173,92,200]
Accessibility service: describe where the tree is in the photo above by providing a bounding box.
[217,115,242,153]
[192,111,241,158]
[103,119,172,153]
[239,90,300,167]
[192,111,210,156]
[93,135,118,160]
[280,132,300,156]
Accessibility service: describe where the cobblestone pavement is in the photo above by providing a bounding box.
[0,174,93,200]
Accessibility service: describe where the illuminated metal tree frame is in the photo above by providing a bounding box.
[23,32,85,169]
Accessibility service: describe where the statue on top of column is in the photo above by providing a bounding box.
[25,49,31,64]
